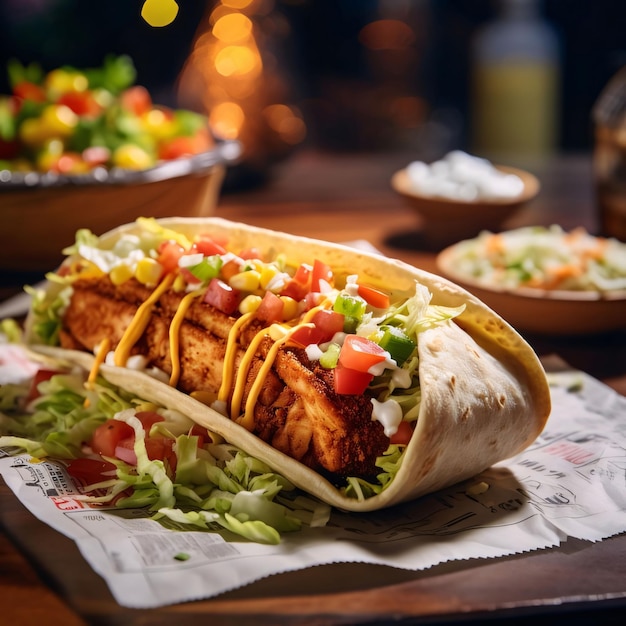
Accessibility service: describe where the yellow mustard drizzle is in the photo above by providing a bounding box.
[229,327,271,421]
[114,273,175,367]
[83,337,111,407]
[168,289,205,387]
[237,324,313,431]
[218,312,254,403]
[226,302,331,428]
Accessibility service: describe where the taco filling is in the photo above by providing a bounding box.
[28,218,463,482]
[25,217,551,510]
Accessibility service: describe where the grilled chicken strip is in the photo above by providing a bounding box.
[59,276,389,478]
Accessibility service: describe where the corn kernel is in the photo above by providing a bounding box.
[110,263,134,285]
[258,264,280,289]
[280,296,299,321]
[135,257,163,285]
[229,270,260,292]
[112,143,154,170]
[238,294,262,315]
[173,274,187,292]
[77,261,104,279]
[19,117,47,146]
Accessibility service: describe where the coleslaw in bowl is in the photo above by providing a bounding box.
[436,225,626,335]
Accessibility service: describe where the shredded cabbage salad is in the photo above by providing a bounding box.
[0,365,331,544]
[448,225,626,292]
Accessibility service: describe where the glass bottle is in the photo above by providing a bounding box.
[592,65,626,241]
[471,0,560,159]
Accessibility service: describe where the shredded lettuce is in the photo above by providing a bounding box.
[24,284,70,346]
[0,368,329,544]
[343,445,405,500]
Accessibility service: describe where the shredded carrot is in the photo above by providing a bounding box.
[485,233,505,256]
[542,264,584,289]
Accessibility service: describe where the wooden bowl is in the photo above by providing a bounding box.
[391,165,540,247]
[0,140,240,276]
[437,241,626,336]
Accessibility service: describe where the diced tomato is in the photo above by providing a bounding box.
[57,91,102,117]
[338,335,388,373]
[146,437,176,470]
[302,291,324,311]
[157,239,186,274]
[157,136,194,160]
[192,236,227,256]
[90,419,134,458]
[280,262,311,300]
[13,81,46,103]
[311,309,344,339]
[389,420,413,446]
[238,247,263,261]
[109,412,174,467]
[357,284,391,309]
[134,411,165,432]
[179,267,202,284]
[255,290,284,323]
[280,279,308,301]
[290,309,345,347]
[311,259,333,292]
[333,362,373,395]
[203,277,240,315]
[65,458,117,485]
[158,130,210,160]
[115,435,176,470]
[189,424,210,446]
[293,262,312,286]
[120,85,152,116]
[25,368,60,404]
[288,324,323,348]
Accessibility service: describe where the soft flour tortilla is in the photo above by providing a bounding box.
[27,217,551,512]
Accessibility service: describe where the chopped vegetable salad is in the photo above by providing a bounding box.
[0,55,212,175]
[447,226,626,293]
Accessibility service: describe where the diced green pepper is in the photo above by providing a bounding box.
[333,293,366,333]
[378,325,415,365]
[319,342,341,369]
[188,255,222,282]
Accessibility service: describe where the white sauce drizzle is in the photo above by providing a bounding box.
[371,398,403,437]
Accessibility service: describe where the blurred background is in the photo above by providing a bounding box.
[1,0,625,184]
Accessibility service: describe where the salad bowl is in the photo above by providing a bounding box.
[0,139,240,276]
[436,226,626,335]
[0,55,241,278]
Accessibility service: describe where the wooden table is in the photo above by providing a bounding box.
[1,150,625,625]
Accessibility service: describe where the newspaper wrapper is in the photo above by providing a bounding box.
[1,347,626,609]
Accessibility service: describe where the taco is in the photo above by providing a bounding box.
[24,217,551,512]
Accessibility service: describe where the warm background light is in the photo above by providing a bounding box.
[177,0,306,184]
[141,0,179,27]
